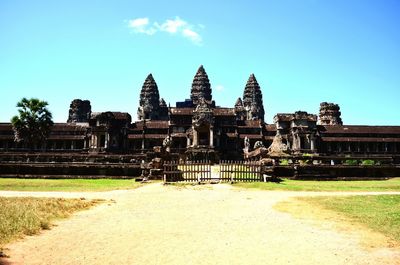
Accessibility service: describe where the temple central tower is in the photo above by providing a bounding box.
[242,74,265,121]
[190,65,212,105]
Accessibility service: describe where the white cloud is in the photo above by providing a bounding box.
[215,85,224,92]
[128,17,156,35]
[182,29,202,45]
[157,17,187,33]
[127,16,203,45]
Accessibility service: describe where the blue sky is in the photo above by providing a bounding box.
[1,0,399,125]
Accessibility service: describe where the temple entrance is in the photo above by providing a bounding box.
[198,131,209,146]
[99,134,106,147]
[163,160,262,182]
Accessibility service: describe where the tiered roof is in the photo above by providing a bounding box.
[242,74,265,121]
[190,65,212,105]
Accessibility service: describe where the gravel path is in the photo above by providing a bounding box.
[1,183,399,265]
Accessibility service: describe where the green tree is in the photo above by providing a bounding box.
[11,98,54,149]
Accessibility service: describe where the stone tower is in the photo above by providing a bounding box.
[191,65,212,106]
[234,97,246,121]
[138,74,161,120]
[242,74,265,121]
[67,99,91,123]
[318,102,343,125]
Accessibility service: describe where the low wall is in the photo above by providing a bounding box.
[272,165,400,180]
[0,162,141,179]
[0,152,146,163]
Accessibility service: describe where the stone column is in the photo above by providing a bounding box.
[193,127,198,146]
[187,137,190,147]
[71,141,75,150]
[210,128,214,147]
[104,133,109,148]
[310,135,315,151]
[295,135,301,151]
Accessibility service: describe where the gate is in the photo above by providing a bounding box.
[164,161,211,182]
[220,160,262,182]
[164,160,262,182]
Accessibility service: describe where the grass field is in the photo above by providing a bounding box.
[0,178,141,192]
[299,195,400,242]
[233,178,400,192]
[0,197,101,250]
[276,195,400,245]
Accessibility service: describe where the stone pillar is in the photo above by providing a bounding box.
[296,135,301,150]
[104,133,109,148]
[71,141,75,150]
[210,128,214,147]
[310,135,315,151]
[193,128,198,146]
[186,137,190,147]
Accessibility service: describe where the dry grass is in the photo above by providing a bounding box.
[0,197,101,250]
[275,195,400,249]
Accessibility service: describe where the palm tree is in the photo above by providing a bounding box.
[11,98,54,150]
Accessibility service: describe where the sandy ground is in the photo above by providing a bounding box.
[1,183,400,265]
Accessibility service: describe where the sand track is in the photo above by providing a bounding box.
[1,183,399,265]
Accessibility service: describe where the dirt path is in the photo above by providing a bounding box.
[1,184,400,265]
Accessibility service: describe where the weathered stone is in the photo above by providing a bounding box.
[267,133,290,156]
[242,74,264,121]
[243,136,250,153]
[234,97,246,120]
[67,99,91,123]
[192,98,214,128]
[159,98,167,107]
[138,74,161,120]
[254,141,265,149]
[163,136,172,147]
[191,65,212,105]
[319,102,343,125]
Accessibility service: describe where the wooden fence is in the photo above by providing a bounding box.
[164,161,211,182]
[220,160,262,182]
[163,160,262,182]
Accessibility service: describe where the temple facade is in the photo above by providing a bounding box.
[1,65,400,160]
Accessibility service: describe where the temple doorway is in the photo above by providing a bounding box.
[198,131,209,146]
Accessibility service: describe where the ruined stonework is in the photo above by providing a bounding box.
[192,98,214,128]
[138,74,161,120]
[67,99,91,123]
[242,74,265,121]
[234,97,246,120]
[319,102,343,125]
[191,65,212,105]
[267,132,289,156]
[274,111,318,153]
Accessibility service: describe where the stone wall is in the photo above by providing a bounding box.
[271,164,400,180]
[0,162,141,178]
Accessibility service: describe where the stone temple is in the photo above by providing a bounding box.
[1,65,400,161]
